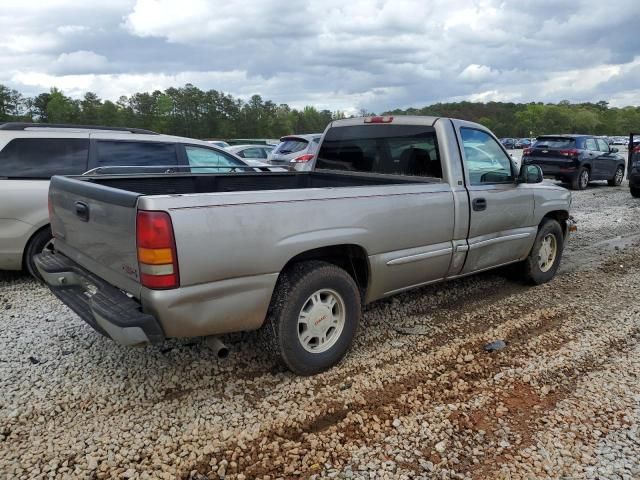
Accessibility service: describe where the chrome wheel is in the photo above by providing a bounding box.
[538,234,557,273]
[580,169,589,189]
[297,289,345,353]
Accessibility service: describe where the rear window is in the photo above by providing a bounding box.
[275,138,309,154]
[0,138,88,178]
[96,141,177,168]
[533,137,576,149]
[316,124,442,178]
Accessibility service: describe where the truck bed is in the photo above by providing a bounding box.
[80,170,433,196]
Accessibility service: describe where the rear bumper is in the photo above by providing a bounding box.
[524,159,577,177]
[34,252,164,345]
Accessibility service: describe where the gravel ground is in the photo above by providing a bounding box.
[2,181,640,480]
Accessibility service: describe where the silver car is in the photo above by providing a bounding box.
[267,134,322,171]
[226,144,274,163]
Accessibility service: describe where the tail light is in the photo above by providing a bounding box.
[291,153,315,163]
[522,148,532,156]
[559,149,580,158]
[136,211,179,289]
[633,145,640,154]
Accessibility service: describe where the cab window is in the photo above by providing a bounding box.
[316,125,442,178]
[460,128,514,185]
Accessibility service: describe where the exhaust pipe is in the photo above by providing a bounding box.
[205,336,229,359]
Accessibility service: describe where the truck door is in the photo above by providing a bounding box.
[453,123,536,274]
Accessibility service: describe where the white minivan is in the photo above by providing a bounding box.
[0,122,269,277]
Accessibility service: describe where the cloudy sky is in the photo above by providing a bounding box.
[1,0,639,113]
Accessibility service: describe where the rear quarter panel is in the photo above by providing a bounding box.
[0,179,50,270]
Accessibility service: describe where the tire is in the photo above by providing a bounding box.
[521,219,564,285]
[608,165,624,186]
[260,261,361,375]
[631,186,640,198]
[571,167,590,190]
[24,227,54,280]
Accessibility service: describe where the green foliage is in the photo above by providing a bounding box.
[0,83,638,138]
[387,100,640,136]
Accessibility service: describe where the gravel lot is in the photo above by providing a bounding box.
[2,180,640,480]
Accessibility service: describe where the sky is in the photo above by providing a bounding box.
[1,0,640,114]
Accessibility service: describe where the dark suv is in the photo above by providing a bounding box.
[629,134,640,197]
[522,135,626,190]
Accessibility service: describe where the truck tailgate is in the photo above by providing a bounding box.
[49,175,143,297]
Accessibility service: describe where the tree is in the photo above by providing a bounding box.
[46,88,78,123]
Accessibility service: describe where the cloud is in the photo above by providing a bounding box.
[459,64,499,82]
[0,0,639,113]
[50,50,109,75]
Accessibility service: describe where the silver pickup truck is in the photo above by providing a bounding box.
[36,116,573,375]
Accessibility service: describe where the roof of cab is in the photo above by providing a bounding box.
[329,115,440,128]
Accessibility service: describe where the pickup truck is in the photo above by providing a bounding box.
[36,116,573,375]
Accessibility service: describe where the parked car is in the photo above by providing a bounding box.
[226,138,279,146]
[226,144,274,162]
[522,134,626,190]
[268,134,323,171]
[205,140,231,149]
[515,138,532,149]
[500,138,516,149]
[629,134,640,197]
[0,122,269,278]
[36,116,573,375]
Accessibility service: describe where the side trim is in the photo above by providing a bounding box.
[383,277,444,296]
[469,232,532,250]
[386,247,452,266]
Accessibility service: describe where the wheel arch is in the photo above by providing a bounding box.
[22,223,52,269]
[279,244,370,296]
[542,210,570,239]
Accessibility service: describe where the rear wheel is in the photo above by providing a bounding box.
[571,167,590,190]
[631,186,640,198]
[608,165,624,186]
[521,219,564,285]
[260,261,361,375]
[24,227,54,280]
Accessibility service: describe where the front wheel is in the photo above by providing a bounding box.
[521,219,564,285]
[608,165,624,186]
[260,261,361,375]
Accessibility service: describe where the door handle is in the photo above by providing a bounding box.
[75,201,90,222]
[472,198,487,211]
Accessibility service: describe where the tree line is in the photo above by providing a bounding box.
[1,83,638,139]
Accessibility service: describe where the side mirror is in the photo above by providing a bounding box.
[519,164,543,184]
[610,147,619,153]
